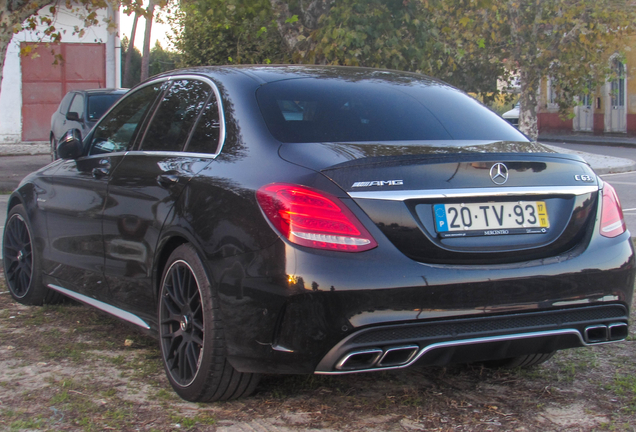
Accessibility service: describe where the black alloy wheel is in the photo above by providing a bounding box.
[160,259,205,387]
[158,244,260,402]
[2,204,59,304]
[4,211,33,298]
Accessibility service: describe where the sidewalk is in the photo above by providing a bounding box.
[541,144,636,175]
[0,141,49,156]
[538,132,636,147]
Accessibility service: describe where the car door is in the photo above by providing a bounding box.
[45,83,164,299]
[102,77,219,321]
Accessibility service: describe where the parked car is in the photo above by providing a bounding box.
[50,88,128,160]
[502,102,520,126]
[4,66,634,403]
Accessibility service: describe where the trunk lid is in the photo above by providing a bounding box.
[280,141,599,264]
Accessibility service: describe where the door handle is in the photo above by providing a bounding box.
[92,167,110,178]
[157,174,180,188]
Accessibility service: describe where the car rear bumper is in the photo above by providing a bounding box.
[217,231,635,375]
[314,304,628,373]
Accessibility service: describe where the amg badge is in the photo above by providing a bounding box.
[352,180,404,188]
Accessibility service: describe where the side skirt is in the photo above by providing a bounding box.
[48,284,151,330]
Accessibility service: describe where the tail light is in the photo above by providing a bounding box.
[256,183,378,252]
[600,182,626,238]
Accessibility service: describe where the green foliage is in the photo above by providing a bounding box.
[173,0,288,66]
[149,41,181,76]
[312,0,428,70]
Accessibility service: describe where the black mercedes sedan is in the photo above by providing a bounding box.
[3,66,634,402]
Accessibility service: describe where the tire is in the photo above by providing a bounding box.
[50,135,57,161]
[158,243,260,402]
[482,352,555,369]
[2,205,61,305]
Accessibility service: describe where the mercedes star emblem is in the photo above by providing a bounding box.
[490,163,509,185]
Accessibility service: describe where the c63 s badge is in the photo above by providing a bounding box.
[352,180,404,187]
[574,174,594,182]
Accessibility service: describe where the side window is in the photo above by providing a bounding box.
[88,83,163,156]
[141,79,211,152]
[186,96,221,154]
[68,94,85,119]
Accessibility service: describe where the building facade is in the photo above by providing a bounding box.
[0,4,121,143]
[538,49,636,135]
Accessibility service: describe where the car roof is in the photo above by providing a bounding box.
[71,88,129,96]
[150,65,444,86]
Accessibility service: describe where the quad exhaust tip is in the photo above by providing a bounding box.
[584,322,628,344]
[334,323,630,372]
[335,345,419,371]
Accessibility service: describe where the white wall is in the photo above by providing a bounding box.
[0,5,120,143]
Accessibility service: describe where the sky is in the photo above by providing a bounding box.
[119,8,174,51]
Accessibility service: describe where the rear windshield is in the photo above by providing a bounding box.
[87,94,124,121]
[256,78,527,143]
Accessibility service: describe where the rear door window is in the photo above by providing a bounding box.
[140,79,212,152]
[185,96,222,154]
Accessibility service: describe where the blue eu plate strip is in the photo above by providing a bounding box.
[434,204,448,232]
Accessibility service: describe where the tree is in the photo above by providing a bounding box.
[123,12,140,88]
[149,40,180,76]
[267,0,333,58]
[306,0,502,95]
[121,38,180,87]
[424,0,636,139]
[121,36,142,86]
[141,0,157,81]
[173,0,287,66]
[0,0,146,97]
[176,0,500,95]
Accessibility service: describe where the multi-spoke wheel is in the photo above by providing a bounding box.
[3,204,60,304]
[159,244,260,402]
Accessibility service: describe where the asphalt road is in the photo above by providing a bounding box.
[555,142,636,235]
[0,154,51,192]
[0,155,51,259]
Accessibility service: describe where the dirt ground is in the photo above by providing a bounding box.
[1,269,635,432]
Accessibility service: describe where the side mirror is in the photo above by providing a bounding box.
[57,129,83,160]
[66,111,81,121]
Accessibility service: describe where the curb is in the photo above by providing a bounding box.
[594,162,636,175]
[0,142,49,156]
[539,136,636,148]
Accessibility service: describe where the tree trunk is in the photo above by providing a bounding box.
[268,0,334,53]
[518,68,539,141]
[123,13,139,88]
[140,0,156,81]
